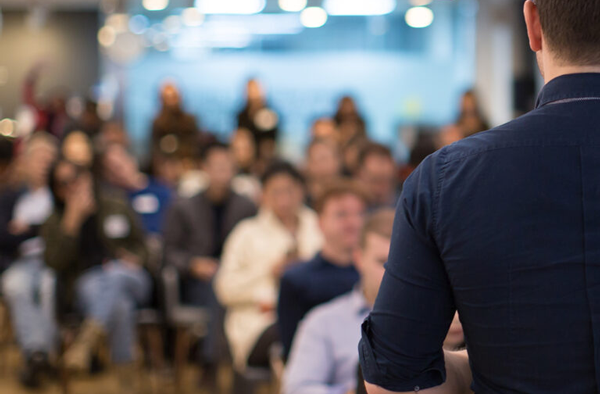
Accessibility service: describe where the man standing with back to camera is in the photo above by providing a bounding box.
[360,1,600,393]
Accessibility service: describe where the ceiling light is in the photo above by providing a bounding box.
[143,0,169,12]
[323,0,396,16]
[405,6,434,28]
[300,7,328,28]
[279,0,307,12]
[182,8,205,27]
[194,0,266,15]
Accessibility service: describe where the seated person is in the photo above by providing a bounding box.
[0,133,58,388]
[215,161,323,372]
[283,209,395,394]
[43,160,151,387]
[97,142,173,235]
[278,180,368,359]
[355,143,398,211]
[163,142,257,386]
[303,138,342,208]
[283,210,464,394]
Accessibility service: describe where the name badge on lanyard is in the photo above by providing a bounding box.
[104,214,130,239]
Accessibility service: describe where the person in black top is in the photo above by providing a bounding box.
[278,180,368,359]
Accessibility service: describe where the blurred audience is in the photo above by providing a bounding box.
[43,160,150,388]
[278,180,367,360]
[164,142,257,388]
[304,138,342,208]
[61,130,94,168]
[97,143,173,235]
[151,82,200,161]
[355,143,398,210]
[283,209,395,394]
[439,90,489,147]
[237,79,280,168]
[215,161,322,372]
[23,64,70,139]
[334,96,367,147]
[310,118,338,143]
[0,133,58,388]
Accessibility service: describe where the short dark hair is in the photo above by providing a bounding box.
[314,179,369,215]
[536,0,600,65]
[360,209,395,249]
[261,160,305,187]
[201,141,230,162]
[357,143,394,169]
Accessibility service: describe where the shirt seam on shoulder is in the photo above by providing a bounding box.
[444,141,582,164]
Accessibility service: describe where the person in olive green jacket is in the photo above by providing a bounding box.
[42,159,150,379]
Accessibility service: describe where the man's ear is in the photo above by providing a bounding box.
[524,0,543,53]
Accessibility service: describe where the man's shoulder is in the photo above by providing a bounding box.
[438,111,551,164]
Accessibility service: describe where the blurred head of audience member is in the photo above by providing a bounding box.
[50,159,95,213]
[399,133,438,184]
[231,128,258,174]
[97,143,145,192]
[97,121,130,148]
[261,161,305,229]
[245,78,266,110]
[311,117,338,142]
[79,99,103,137]
[160,82,182,112]
[202,142,236,202]
[23,133,59,191]
[354,209,395,305]
[0,136,15,187]
[355,143,398,210]
[457,90,489,137]
[278,180,367,358]
[341,136,368,176]
[282,209,394,394]
[151,152,186,189]
[304,138,342,207]
[61,130,94,168]
[335,96,367,145]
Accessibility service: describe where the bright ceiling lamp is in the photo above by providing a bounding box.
[323,0,396,16]
[405,6,434,28]
[279,0,307,12]
[143,0,169,11]
[300,7,328,28]
[194,0,266,15]
[409,0,432,5]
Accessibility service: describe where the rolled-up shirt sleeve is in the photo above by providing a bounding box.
[359,150,456,392]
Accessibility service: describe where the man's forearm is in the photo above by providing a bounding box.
[365,350,472,394]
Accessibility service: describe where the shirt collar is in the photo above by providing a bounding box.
[536,73,600,109]
[349,286,372,317]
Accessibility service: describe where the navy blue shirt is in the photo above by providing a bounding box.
[278,253,360,359]
[360,73,600,393]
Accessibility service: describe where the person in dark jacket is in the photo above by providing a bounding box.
[43,159,150,385]
[163,142,257,388]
